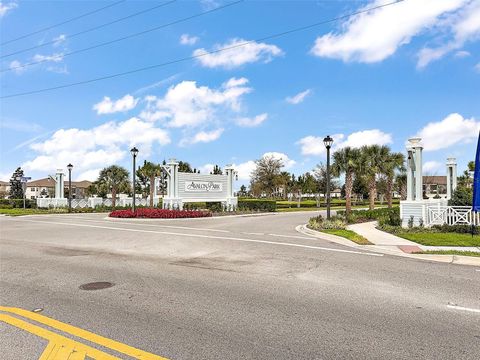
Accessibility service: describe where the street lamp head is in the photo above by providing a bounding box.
[323,135,334,149]
[130,146,139,157]
[67,163,73,171]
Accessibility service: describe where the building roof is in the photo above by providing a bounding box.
[423,176,447,185]
[26,178,92,188]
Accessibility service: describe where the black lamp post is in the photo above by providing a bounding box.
[67,163,73,213]
[130,147,139,213]
[323,135,334,219]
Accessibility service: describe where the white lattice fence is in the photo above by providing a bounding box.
[427,206,479,226]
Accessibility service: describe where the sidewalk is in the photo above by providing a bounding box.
[297,223,480,267]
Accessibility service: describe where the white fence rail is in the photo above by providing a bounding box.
[426,206,479,226]
[38,197,159,209]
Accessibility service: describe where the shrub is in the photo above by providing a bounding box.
[337,207,400,225]
[308,214,346,230]
[0,198,37,209]
[109,208,212,219]
[431,224,480,235]
[448,186,472,206]
[238,199,276,212]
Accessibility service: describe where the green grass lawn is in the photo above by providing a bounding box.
[397,232,480,247]
[0,208,59,216]
[415,250,480,257]
[320,229,372,245]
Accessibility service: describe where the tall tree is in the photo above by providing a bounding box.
[331,147,361,215]
[395,172,407,200]
[97,165,130,208]
[313,163,339,199]
[9,167,24,199]
[277,171,292,200]
[250,155,283,198]
[381,151,405,208]
[178,161,193,173]
[359,145,390,210]
[137,160,162,207]
[211,165,223,175]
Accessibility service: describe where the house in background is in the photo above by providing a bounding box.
[422,175,447,199]
[25,178,92,200]
[0,181,10,198]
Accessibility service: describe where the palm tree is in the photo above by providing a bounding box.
[382,152,405,208]
[278,171,291,200]
[331,147,361,215]
[395,172,407,200]
[359,145,390,210]
[137,161,162,207]
[97,165,130,208]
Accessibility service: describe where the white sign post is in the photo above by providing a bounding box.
[160,159,237,211]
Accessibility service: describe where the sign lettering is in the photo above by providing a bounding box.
[185,181,223,192]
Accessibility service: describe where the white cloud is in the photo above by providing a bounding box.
[8,60,26,74]
[23,117,170,175]
[233,160,256,180]
[32,53,64,63]
[286,89,311,105]
[235,113,268,127]
[454,50,470,57]
[187,128,224,145]
[77,168,102,181]
[417,1,480,68]
[233,152,295,181]
[180,34,199,45]
[93,94,139,115]
[143,78,252,128]
[298,129,392,156]
[52,34,66,47]
[311,0,467,64]
[423,161,443,174]
[0,1,17,17]
[475,62,480,72]
[414,113,480,151]
[198,163,215,174]
[194,38,283,69]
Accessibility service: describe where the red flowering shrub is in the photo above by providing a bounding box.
[109,208,212,219]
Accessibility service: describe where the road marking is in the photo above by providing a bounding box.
[446,304,480,313]
[41,216,232,233]
[0,306,168,359]
[0,313,119,359]
[242,232,265,235]
[268,233,313,240]
[14,219,383,257]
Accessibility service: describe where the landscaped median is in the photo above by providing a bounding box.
[307,214,373,245]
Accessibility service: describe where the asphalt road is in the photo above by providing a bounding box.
[1,212,479,359]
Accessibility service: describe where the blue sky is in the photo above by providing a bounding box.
[1,0,479,186]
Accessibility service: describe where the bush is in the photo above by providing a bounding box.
[0,198,36,209]
[308,214,347,230]
[431,224,480,235]
[110,208,212,219]
[337,207,400,225]
[238,199,276,212]
[448,186,472,206]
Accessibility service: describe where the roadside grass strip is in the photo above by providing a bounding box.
[415,250,480,257]
[0,306,167,360]
[320,229,373,245]
[396,232,480,247]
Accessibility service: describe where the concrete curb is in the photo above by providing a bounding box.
[296,224,480,267]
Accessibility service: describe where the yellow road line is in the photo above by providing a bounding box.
[0,306,168,360]
[0,314,119,359]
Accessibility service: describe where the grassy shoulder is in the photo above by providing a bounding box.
[414,250,480,257]
[396,232,480,247]
[0,208,59,216]
[320,229,372,245]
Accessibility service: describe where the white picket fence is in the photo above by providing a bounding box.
[426,206,479,226]
[38,197,157,209]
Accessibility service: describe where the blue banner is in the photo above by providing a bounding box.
[472,131,480,212]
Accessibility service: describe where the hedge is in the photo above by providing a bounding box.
[238,199,276,212]
[0,198,36,209]
[337,207,400,225]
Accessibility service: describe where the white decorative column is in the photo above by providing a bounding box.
[224,165,238,211]
[446,157,457,200]
[413,140,423,201]
[406,147,414,201]
[55,169,65,199]
[161,159,180,209]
